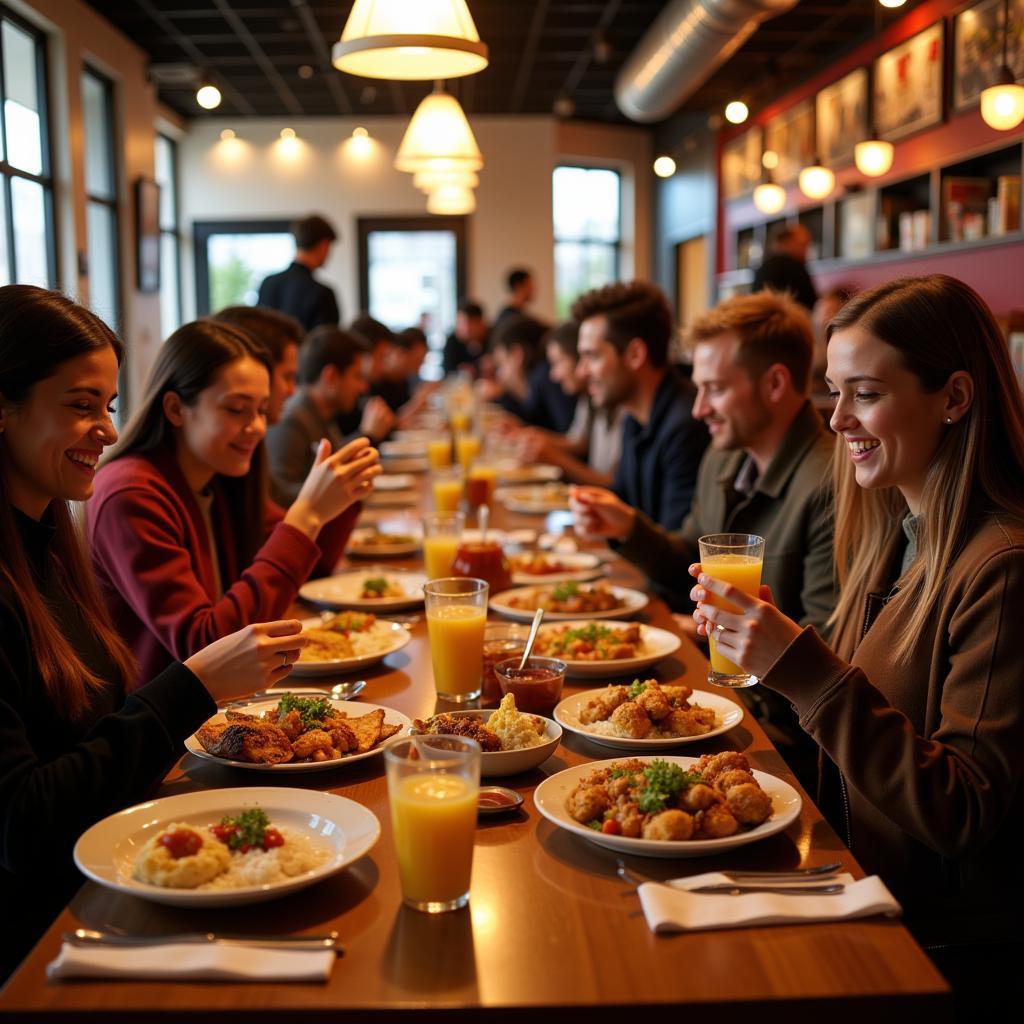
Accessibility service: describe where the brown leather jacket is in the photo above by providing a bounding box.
[762,513,1024,947]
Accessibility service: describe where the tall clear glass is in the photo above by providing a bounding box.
[424,577,488,701]
[422,511,464,581]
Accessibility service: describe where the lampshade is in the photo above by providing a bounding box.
[426,184,476,215]
[798,161,835,200]
[753,181,786,215]
[854,138,894,177]
[413,167,480,191]
[724,100,749,125]
[332,0,488,81]
[394,90,483,172]
[981,67,1024,131]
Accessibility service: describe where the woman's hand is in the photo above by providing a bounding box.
[687,564,803,679]
[286,437,381,538]
[184,620,307,703]
[569,485,636,541]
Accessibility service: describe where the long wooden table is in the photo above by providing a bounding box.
[0,478,950,1022]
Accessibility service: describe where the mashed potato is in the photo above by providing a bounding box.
[133,823,231,888]
[488,693,547,751]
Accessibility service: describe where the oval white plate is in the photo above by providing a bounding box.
[534,757,801,858]
[74,787,380,907]
[184,698,412,772]
[553,689,743,749]
[348,526,422,559]
[531,620,682,677]
[489,584,649,622]
[493,462,562,485]
[300,569,427,611]
[291,619,412,676]
[413,710,561,778]
[509,551,605,585]
[495,484,571,515]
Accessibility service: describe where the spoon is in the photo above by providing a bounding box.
[219,680,366,708]
[519,607,545,669]
[479,502,489,544]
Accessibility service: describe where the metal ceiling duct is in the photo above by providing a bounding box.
[614,0,799,123]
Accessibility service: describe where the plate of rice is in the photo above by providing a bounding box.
[293,612,411,676]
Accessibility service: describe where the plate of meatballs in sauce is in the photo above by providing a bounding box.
[533,751,802,857]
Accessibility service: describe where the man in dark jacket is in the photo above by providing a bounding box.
[257,214,341,330]
[752,223,817,311]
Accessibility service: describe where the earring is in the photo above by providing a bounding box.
[945,417,953,424]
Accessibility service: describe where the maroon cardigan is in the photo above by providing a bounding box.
[87,446,357,689]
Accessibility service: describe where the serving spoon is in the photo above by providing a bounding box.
[519,607,546,669]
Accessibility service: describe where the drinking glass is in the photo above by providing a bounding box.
[422,512,465,581]
[454,432,481,470]
[465,462,498,510]
[495,656,566,715]
[424,577,488,701]
[386,735,481,913]
[697,533,765,688]
[431,466,464,513]
[481,623,529,704]
[427,434,453,470]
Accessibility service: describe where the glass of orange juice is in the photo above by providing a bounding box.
[697,533,765,688]
[386,734,481,913]
[431,466,464,513]
[454,432,481,470]
[422,512,464,580]
[427,434,453,470]
[424,577,488,701]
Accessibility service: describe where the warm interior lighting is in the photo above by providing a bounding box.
[878,0,906,7]
[724,100,749,124]
[332,0,489,80]
[219,128,236,141]
[653,155,676,177]
[196,83,222,110]
[798,161,835,200]
[854,138,894,177]
[413,167,479,191]
[426,183,476,215]
[347,126,374,158]
[753,180,786,215]
[394,89,483,172]
[762,149,779,170]
[280,127,297,139]
[981,69,1024,131]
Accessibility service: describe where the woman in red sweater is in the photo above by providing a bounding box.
[88,319,380,686]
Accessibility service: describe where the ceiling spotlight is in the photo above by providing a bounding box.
[196,81,222,110]
[219,128,236,141]
[724,100,749,125]
[553,94,576,119]
[798,159,835,200]
[280,127,297,140]
[854,138,894,177]
[297,64,315,79]
[878,0,906,7]
[348,126,373,158]
[653,155,676,178]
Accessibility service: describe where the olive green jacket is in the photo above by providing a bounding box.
[616,401,836,633]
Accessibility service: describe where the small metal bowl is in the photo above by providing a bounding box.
[477,786,524,816]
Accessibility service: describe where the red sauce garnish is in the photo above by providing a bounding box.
[158,828,203,859]
[478,792,517,808]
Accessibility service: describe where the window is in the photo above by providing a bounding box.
[0,7,55,287]
[194,220,294,314]
[552,165,621,317]
[82,68,119,330]
[154,133,181,335]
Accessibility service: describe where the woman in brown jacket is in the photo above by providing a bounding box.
[690,275,1024,998]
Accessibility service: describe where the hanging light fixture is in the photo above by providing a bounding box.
[332,0,489,81]
[426,183,476,215]
[878,0,906,8]
[394,87,483,172]
[981,0,1024,130]
[855,5,897,178]
[196,79,222,110]
[724,99,749,125]
[754,171,786,215]
[413,167,480,191]
[798,158,835,200]
[653,155,676,177]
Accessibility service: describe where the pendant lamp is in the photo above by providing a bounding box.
[754,174,786,215]
[333,0,488,81]
[413,167,480,192]
[981,0,1024,130]
[798,158,835,200]
[394,88,483,172]
[856,6,897,177]
[426,184,476,215]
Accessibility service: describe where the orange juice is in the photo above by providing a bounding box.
[433,477,463,512]
[701,553,763,676]
[390,773,477,907]
[427,604,486,698]
[455,433,481,469]
[423,534,460,579]
[450,410,472,434]
[427,437,452,470]
[466,464,497,507]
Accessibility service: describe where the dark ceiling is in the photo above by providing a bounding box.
[83,0,921,125]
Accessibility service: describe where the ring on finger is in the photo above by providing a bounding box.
[279,651,290,670]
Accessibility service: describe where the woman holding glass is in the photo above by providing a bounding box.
[690,275,1024,995]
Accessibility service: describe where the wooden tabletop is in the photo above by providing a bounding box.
[0,472,950,1022]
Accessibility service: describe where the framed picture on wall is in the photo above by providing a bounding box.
[953,0,1024,112]
[721,126,762,199]
[764,100,815,185]
[135,178,161,293]
[816,68,869,167]
[874,22,945,142]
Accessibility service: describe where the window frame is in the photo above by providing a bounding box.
[0,3,56,287]
[155,131,182,332]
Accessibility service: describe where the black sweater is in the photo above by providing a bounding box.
[0,509,215,979]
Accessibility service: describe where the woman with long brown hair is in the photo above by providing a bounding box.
[0,285,306,978]
[87,319,380,686]
[689,274,1024,994]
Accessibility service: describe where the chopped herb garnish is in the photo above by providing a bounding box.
[627,679,647,699]
[563,624,612,644]
[277,692,331,730]
[586,819,603,831]
[212,808,275,852]
[636,760,704,814]
[363,576,389,596]
[551,581,580,602]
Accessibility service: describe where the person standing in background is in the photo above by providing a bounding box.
[753,224,818,311]
[443,299,489,377]
[257,215,340,331]
[493,268,541,334]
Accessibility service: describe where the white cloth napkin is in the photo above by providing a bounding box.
[46,942,335,982]
[638,872,901,934]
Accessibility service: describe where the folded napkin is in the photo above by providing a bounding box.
[46,943,335,982]
[638,872,901,934]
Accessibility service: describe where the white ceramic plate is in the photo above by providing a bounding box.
[509,551,605,585]
[290,618,412,676]
[300,569,427,610]
[413,710,561,778]
[530,620,683,677]
[74,788,380,907]
[553,689,743,749]
[381,439,427,458]
[489,584,649,622]
[493,462,562,485]
[495,484,571,515]
[374,473,416,491]
[184,698,412,772]
[534,757,802,859]
[348,526,422,559]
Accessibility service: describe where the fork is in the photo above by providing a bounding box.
[616,859,843,888]
[687,883,845,896]
[65,928,344,955]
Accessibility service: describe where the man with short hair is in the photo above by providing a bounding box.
[338,314,397,442]
[753,223,817,311]
[443,299,489,376]
[571,280,708,530]
[493,267,539,333]
[257,214,341,330]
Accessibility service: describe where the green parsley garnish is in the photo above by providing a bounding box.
[277,692,331,730]
[636,760,704,814]
[217,809,271,851]
[564,624,612,644]
[627,679,647,699]
[363,576,389,596]
[551,581,580,603]
[586,819,603,831]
